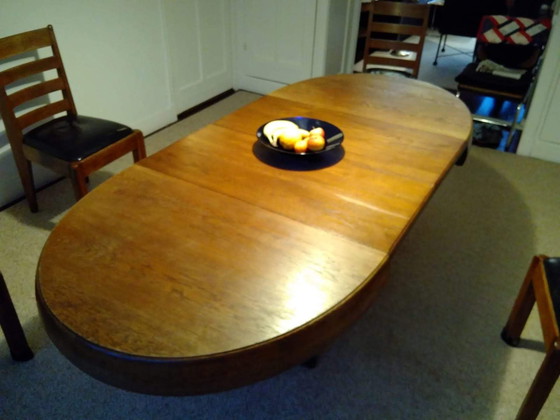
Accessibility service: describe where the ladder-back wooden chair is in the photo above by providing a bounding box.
[501,255,560,420]
[362,0,430,78]
[0,25,146,212]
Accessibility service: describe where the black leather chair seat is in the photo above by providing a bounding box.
[455,63,532,97]
[544,257,560,324]
[24,115,133,161]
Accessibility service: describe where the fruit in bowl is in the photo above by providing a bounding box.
[263,120,298,147]
[262,119,326,153]
[277,127,303,150]
[307,134,326,151]
[309,127,325,138]
[294,139,308,154]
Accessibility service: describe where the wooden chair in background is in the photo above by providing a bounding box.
[0,25,146,212]
[0,271,33,361]
[501,255,560,420]
[362,0,430,78]
[455,15,551,151]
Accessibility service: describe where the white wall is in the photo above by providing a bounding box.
[517,2,560,163]
[312,0,360,77]
[163,0,233,115]
[0,0,176,206]
[232,0,356,94]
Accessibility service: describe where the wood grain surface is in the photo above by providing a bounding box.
[36,74,472,395]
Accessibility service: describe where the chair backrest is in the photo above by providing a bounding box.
[476,15,551,46]
[0,25,76,152]
[474,15,551,69]
[362,1,430,78]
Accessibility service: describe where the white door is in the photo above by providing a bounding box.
[233,0,317,93]
[517,9,560,163]
[162,0,233,115]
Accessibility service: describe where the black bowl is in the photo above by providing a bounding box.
[256,117,344,155]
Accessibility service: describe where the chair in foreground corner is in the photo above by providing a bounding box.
[0,271,33,362]
[0,25,147,212]
[501,255,560,420]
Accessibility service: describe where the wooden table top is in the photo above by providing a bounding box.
[36,74,472,395]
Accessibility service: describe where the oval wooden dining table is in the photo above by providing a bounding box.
[36,74,472,395]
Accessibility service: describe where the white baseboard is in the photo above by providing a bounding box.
[233,75,287,95]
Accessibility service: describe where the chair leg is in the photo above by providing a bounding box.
[132,130,147,162]
[501,257,540,347]
[70,165,89,201]
[505,102,525,151]
[0,272,33,361]
[13,156,38,213]
[515,341,560,420]
[433,33,444,65]
[68,130,145,202]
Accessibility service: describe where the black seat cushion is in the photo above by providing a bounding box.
[544,257,560,325]
[24,115,133,161]
[482,44,540,69]
[455,62,533,97]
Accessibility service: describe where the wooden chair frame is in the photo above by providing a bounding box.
[362,1,430,78]
[501,255,560,420]
[0,25,146,212]
[456,56,543,151]
[455,15,550,151]
[0,271,33,361]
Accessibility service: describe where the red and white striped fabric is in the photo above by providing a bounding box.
[478,15,551,45]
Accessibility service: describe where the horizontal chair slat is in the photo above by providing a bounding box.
[0,56,60,86]
[0,28,52,60]
[9,78,65,108]
[373,3,428,19]
[364,56,415,70]
[17,99,70,129]
[368,39,422,53]
[371,22,425,36]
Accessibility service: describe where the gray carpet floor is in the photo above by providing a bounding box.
[1,91,559,419]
